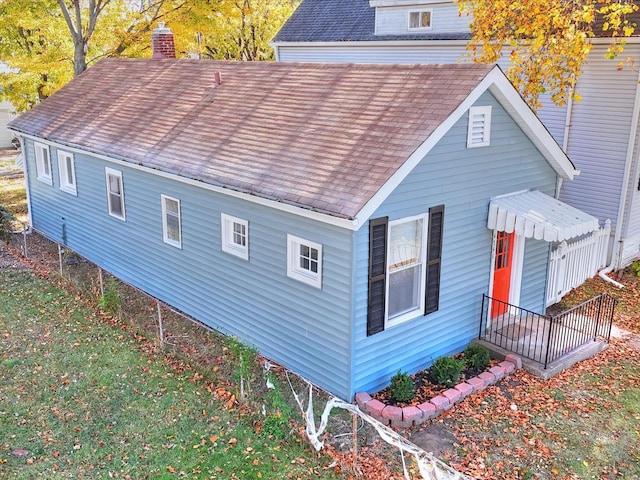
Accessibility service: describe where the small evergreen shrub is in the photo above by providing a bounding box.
[429,356,464,387]
[390,370,415,402]
[464,344,491,371]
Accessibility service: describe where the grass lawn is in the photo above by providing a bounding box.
[0,268,339,479]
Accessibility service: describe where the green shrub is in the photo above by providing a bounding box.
[429,356,464,387]
[464,344,491,371]
[390,370,415,402]
[98,277,121,315]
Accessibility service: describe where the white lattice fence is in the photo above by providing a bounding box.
[547,220,611,306]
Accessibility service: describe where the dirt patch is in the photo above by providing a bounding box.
[409,422,459,457]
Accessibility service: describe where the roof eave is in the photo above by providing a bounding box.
[10,129,361,231]
[486,72,578,180]
[353,66,577,227]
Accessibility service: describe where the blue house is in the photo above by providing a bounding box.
[9,45,599,399]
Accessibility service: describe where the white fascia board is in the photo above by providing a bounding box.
[270,39,469,48]
[354,66,577,227]
[355,66,501,225]
[13,132,360,232]
[486,72,577,180]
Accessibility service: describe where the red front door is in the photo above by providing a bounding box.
[491,231,514,318]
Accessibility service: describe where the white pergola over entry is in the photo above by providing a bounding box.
[487,190,600,242]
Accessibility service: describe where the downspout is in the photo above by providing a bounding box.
[555,88,575,199]
[598,68,640,288]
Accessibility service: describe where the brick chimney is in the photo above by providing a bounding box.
[152,22,176,59]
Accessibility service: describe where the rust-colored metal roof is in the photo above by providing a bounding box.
[10,59,494,218]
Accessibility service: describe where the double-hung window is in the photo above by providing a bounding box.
[221,213,249,260]
[58,150,77,195]
[34,142,52,185]
[387,215,427,323]
[105,167,125,220]
[161,194,182,248]
[367,206,444,335]
[287,234,322,289]
[408,9,432,30]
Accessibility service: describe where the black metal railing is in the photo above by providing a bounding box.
[479,293,617,369]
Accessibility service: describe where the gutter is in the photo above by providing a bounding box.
[599,68,640,288]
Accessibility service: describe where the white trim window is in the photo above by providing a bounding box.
[386,215,427,325]
[34,142,52,185]
[105,167,125,220]
[467,106,492,148]
[161,194,182,248]
[221,213,249,260]
[287,234,322,288]
[408,9,432,30]
[58,150,77,195]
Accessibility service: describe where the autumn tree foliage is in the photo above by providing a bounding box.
[457,0,639,108]
[0,0,299,112]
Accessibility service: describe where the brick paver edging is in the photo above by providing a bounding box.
[355,354,522,429]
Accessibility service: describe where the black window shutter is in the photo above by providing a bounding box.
[367,217,388,336]
[425,205,444,315]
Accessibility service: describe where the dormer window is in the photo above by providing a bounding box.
[408,9,432,30]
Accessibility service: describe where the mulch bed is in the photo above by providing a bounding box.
[371,357,498,408]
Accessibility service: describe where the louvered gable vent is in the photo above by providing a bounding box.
[467,105,492,148]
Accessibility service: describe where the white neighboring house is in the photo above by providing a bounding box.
[0,63,17,149]
[0,100,17,148]
[272,0,640,283]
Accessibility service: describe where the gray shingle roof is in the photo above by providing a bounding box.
[10,60,495,219]
[273,0,471,42]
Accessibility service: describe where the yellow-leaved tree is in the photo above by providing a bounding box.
[457,0,639,108]
[0,0,300,112]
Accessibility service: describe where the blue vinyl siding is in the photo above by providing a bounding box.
[24,140,355,399]
[351,92,557,395]
[21,90,559,400]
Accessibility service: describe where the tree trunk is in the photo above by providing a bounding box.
[73,39,87,77]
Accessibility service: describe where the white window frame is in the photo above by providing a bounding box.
[34,142,52,185]
[467,105,492,148]
[161,194,182,249]
[221,213,249,260]
[58,150,77,195]
[287,234,322,289]
[105,167,126,221]
[385,214,428,327]
[408,9,433,31]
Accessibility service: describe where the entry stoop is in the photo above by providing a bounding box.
[472,338,609,380]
